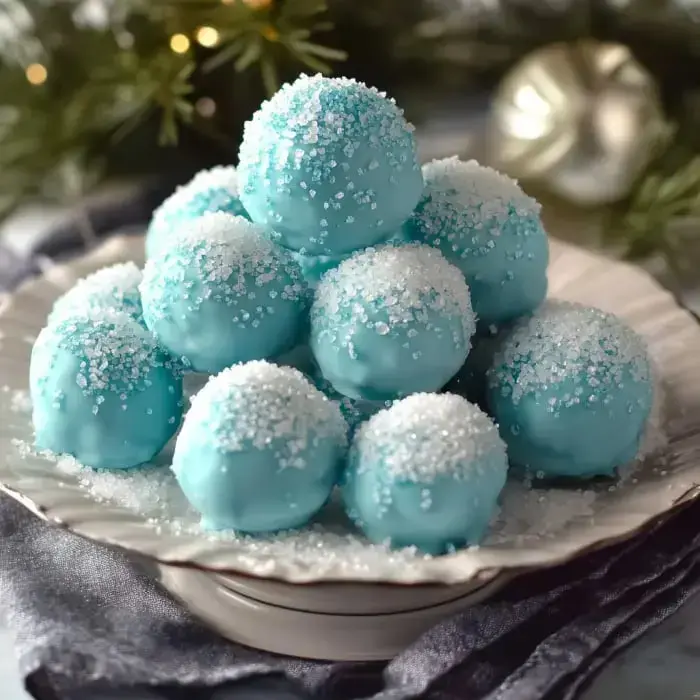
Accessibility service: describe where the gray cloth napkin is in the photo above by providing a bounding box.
[2,491,700,700]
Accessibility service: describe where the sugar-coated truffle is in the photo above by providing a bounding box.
[49,263,143,326]
[238,74,423,256]
[310,243,476,401]
[343,393,508,554]
[487,301,653,478]
[405,157,549,326]
[291,251,346,290]
[172,361,348,533]
[140,212,308,374]
[146,166,250,259]
[30,311,183,469]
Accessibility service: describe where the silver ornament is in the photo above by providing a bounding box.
[491,40,669,206]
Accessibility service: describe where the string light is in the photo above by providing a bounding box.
[170,33,190,54]
[261,25,279,42]
[245,0,273,8]
[196,26,220,48]
[25,63,48,85]
[196,97,217,118]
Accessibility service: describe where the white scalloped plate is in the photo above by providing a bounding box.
[1,236,700,588]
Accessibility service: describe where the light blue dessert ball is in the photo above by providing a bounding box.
[291,250,346,290]
[486,301,654,478]
[48,262,143,326]
[172,361,348,533]
[237,74,423,256]
[343,393,508,554]
[310,242,476,401]
[30,310,183,469]
[146,165,250,259]
[405,157,549,326]
[140,211,308,374]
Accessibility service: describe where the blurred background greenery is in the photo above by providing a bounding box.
[2,0,700,289]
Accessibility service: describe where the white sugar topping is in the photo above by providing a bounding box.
[312,243,475,337]
[489,300,652,406]
[50,262,142,318]
[185,165,240,198]
[141,211,305,311]
[182,361,347,465]
[35,309,176,397]
[422,156,541,220]
[353,393,507,484]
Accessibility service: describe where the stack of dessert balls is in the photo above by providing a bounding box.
[30,74,654,555]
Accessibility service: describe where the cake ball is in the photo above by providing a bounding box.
[405,157,549,326]
[172,361,348,533]
[343,393,508,554]
[310,243,476,401]
[146,165,250,259]
[30,310,183,469]
[238,74,423,256]
[487,301,653,478]
[291,250,346,290]
[48,262,143,326]
[140,212,308,374]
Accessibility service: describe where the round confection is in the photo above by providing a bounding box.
[486,301,653,478]
[310,242,476,401]
[405,157,549,326]
[146,165,250,259]
[48,262,143,326]
[140,211,308,374]
[237,73,423,256]
[30,310,183,469]
[172,361,348,533]
[343,393,508,554]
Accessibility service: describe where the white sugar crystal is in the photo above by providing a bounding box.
[490,300,652,407]
[312,243,474,337]
[50,262,142,319]
[35,310,175,397]
[353,393,506,483]
[141,212,305,312]
[184,165,240,198]
[422,156,541,220]
[183,360,348,458]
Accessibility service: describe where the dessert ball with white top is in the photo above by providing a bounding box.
[172,361,348,533]
[405,157,549,326]
[310,242,476,401]
[49,262,143,326]
[343,393,508,554]
[30,310,183,469]
[487,301,653,478]
[140,211,308,373]
[238,74,423,256]
[146,165,250,260]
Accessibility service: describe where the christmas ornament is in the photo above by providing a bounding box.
[491,40,669,206]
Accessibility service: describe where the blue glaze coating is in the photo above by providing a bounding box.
[343,393,508,554]
[310,243,475,401]
[291,251,346,290]
[49,262,144,326]
[172,361,348,533]
[404,157,549,325]
[487,301,654,478]
[146,166,250,260]
[30,311,183,469]
[140,212,308,374]
[238,74,423,256]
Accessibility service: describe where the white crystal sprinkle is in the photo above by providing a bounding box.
[353,393,506,484]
